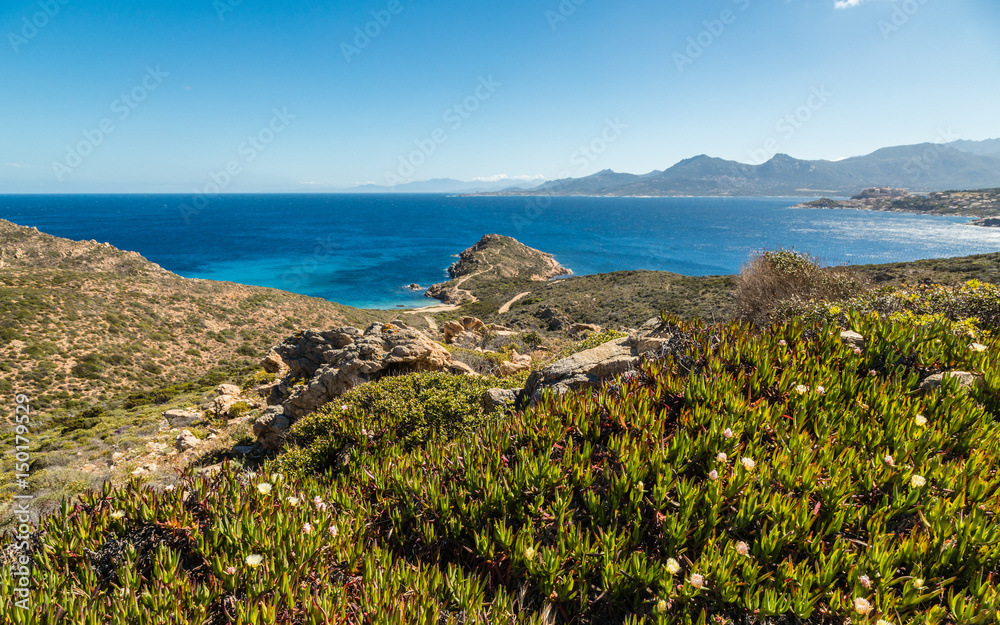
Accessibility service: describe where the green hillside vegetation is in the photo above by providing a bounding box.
[6,305,999,623]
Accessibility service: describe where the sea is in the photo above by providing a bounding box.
[3,194,1000,309]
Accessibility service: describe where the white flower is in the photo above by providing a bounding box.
[329,524,339,537]
[313,496,327,510]
[164,485,175,492]
[665,558,681,575]
[859,575,872,589]
[723,428,733,439]
[970,343,987,352]
[815,385,826,395]
[636,481,645,492]
[270,473,283,482]
[854,347,863,355]
[735,541,749,556]
[853,597,873,615]
[708,470,719,481]
[778,340,787,347]
[914,414,928,427]
[912,577,925,590]
[524,546,536,560]
[876,620,894,625]
[910,474,927,489]
[655,599,667,613]
[245,554,263,567]
[303,523,313,534]
[257,482,273,495]
[795,384,809,395]
[690,573,705,589]
[341,404,349,410]
[110,510,125,520]
[716,452,728,464]
[286,496,300,506]
[884,455,895,467]
[741,457,755,471]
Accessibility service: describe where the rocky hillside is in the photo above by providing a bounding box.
[0,219,403,410]
[798,188,1000,222]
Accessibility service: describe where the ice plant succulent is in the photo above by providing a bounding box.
[665,558,681,575]
[245,554,263,568]
[910,474,927,489]
[257,482,273,495]
[854,597,873,615]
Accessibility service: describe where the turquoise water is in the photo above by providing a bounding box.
[2,194,999,308]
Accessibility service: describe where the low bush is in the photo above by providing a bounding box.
[735,249,868,327]
[279,372,521,475]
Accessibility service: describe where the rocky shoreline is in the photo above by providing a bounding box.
[793,188,1000,226]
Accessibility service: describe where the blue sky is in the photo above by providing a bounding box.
[1,0,998,192]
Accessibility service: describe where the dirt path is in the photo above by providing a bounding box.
[423,316,438,332]
[498,291,531,314]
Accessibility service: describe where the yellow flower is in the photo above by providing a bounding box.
[876,620,894,625]
[912,577,925,590]
[524,546,536,560]
[257,482,273,495]
[910,474,927,489]
[245,554,263,567]
[665,558,681,575]
[655,599,667,614]
[914,415,928,427]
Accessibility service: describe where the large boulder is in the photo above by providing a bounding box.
[499,353,532,376]
[920,371,984,393]
[520,318,691,402]
[521,337,638,401]
[271,321,466,419]
[443,317,488,345]
[253,406,291,452]
[162,409,205,429]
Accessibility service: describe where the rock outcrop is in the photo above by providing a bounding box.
[269,321,474,420]
[519,318,690,402]
[919,371,985,392]
[162,409,205,429]
[443,317,488,345]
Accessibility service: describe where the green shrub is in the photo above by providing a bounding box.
[241,369,278,390]
[279,372,518,475]
[735,249,868,327]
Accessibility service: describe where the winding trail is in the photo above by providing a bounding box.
[498,291,531,315]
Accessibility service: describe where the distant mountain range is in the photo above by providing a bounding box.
[476,139,1000,197]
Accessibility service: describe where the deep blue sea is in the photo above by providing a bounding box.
[3,194,1000,309]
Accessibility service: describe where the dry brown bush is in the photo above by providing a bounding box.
[735,249,868,326]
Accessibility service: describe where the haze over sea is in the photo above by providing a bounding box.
[3,194,1000,309]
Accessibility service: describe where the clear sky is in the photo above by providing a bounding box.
[1,0,998,192]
